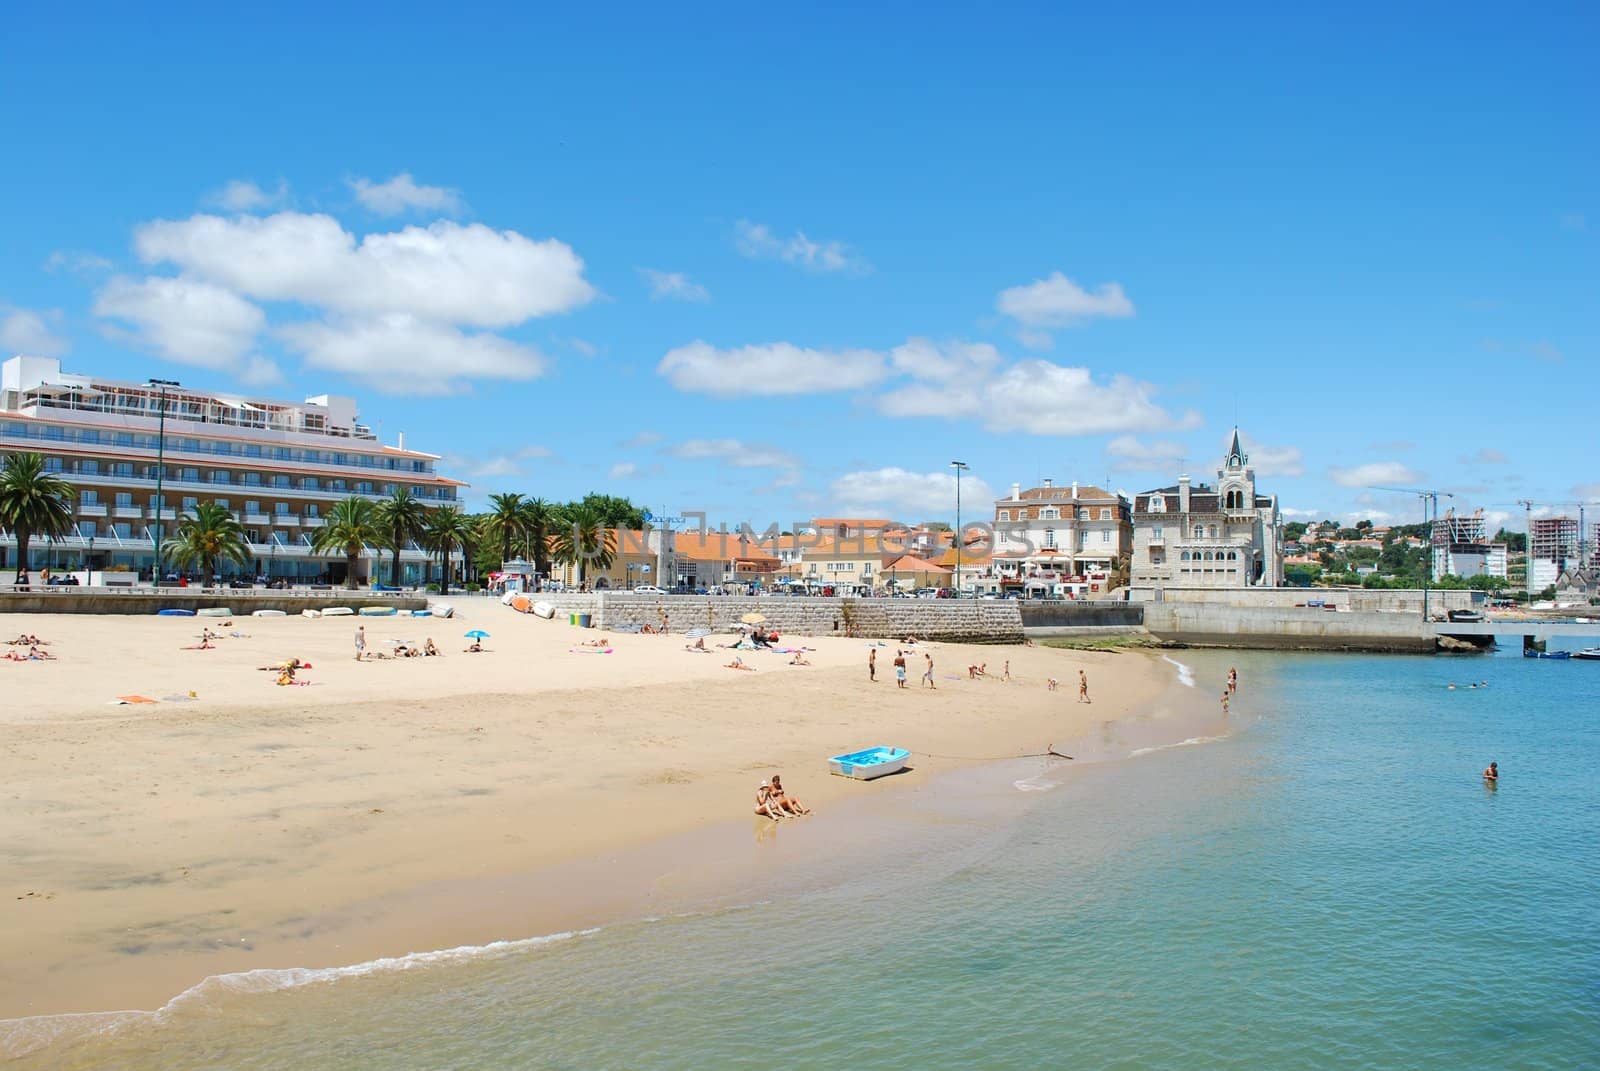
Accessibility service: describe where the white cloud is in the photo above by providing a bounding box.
[44,250,113,275]
[277,314,547,394]
[1235,433,1305,477]
[1460,448,1508,465]
[640,268,710,302]
[658,340,886,396]
[209,179,290,212]
[1280,507,1324,519]
[609,462,640,480]
[0,305,70,357]
[348,172,463,216]
[669,438,799,470]
[734,220,866,273]
[877,338,1000,419]
[621,430,662,448]
[1328,461,1422,488]
[983,362,1199,436]
[995,272,1135,328]
[831,467,997,520]
[1105,435,1187,472]
[135,213,594,327]
[516,444,554,460]
[93,275,270,375]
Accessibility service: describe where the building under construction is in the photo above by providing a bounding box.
[1528,515,1599,593]
[1431,508,1507,580]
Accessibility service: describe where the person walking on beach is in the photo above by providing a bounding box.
[1002,660,1012,683]
[893,650,908,689]
[1228,666,1238,694]
[1078,670,1090,704]
[868,647,877,683]
[354,625,366,662]
[922,652,936,689]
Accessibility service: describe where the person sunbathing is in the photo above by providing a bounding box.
[464,640,483,653]
[423,639,440,657]
[753,781,786,820]
[684,637,709,652]
[581,639,609,647]
[29,646,56,661]
[724,656,755,671]
[789,652,811,666]
[770,774,810,815]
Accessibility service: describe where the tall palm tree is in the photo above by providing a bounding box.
[163,501,250,587]
[519,497,555,582]
[0,452,75,587]
[549,503,616,589]
[424,507,476,596]
[311,496,382,589]
[374,488,428,587]
[482,492,525,570]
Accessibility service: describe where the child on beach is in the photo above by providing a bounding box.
[1078,670,1090,704]
[1221,691,1230,715]
[1002,660,1012,682]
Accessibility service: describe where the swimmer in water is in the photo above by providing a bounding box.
[1483,761,1498,783]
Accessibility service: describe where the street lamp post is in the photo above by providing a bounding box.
[950,460,969,596]
[148,379,180,586]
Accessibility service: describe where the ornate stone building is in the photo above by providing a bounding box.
[1129,429,1282,595]
[991,479,1132,591]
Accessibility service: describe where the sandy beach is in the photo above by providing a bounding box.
[0,602,1190,1022]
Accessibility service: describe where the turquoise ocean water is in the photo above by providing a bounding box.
[11,643,1600,1069]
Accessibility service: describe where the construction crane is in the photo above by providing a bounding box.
[1367,485,1455,619]
[1511,499,1600,596]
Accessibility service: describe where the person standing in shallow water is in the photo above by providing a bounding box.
[1228,666,1238,694]
[1483,761,1498,783]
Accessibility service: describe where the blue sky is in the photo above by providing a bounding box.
[3,3,1595,531]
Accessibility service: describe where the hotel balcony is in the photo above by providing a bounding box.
[147,508,176,521]
[302,516,325,528]
[113,506,144,519]
[244,512,271,525]
[43,468,457,504]
[273,515,301,527]
[78,503,108,517]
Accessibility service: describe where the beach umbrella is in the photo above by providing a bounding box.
[740,612,766,624]
[686,627,712,639]
[464,629,491,639]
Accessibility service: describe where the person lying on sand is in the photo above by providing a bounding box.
[8,634,46,646]
[685,637,709,652]
[789,652,811,665]
[770,775,810,815]
[464,640,484,653]
[424,639,440,657]
[30,646,55,661]
[724,656,755,671]
[968,663,987,679]
[754,781,786,820]
[580,639,609,647]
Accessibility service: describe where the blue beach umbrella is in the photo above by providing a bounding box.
[464,629,490,639]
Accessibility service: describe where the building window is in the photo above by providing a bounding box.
[1044,528,1056,548]
[80,490,98,506]
[80,460,98,475]
[1152,526,1163,539]
[998,510,1010,522]
[1100,508,1111,520]
[1041,508,1059,520]
[1194,526,1204,538]
[1148,495,1165,513]
[1180,551,1190,561]
[1078,508,1089,520]
[115,492,133,508]
[181,497,198,511]
[1100,530,1110,544]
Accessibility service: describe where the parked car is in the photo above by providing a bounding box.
[1446,609,1485,622]
[631,585,670,596]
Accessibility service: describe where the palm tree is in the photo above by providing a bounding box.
[424,507,476,596]
[163,501,250,587]
[482,492,525,570]
[519,497,555,582]
[0,452,75,588]
[312,496,382,589]
[374,488,428,588]
[550,503,617,589]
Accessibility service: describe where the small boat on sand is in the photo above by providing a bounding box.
[829,746,911,780]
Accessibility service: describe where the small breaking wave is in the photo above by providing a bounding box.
[1161,655,1196,688]
[1129,734,1225,759]
[1013,776,1060,793]
[0,928,596,1061]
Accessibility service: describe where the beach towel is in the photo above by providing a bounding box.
[113,695,158,704]
[569,646,614,654]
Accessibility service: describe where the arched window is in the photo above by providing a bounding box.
[1180,551,1189,561]
[1228,551,1238,561]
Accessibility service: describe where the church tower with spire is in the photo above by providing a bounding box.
[1218,427,1255,511]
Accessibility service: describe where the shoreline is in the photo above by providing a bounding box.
[0,609,1216,1027]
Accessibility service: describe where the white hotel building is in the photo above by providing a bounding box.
[1,356,463,583]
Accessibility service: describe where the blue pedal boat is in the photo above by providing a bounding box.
[828,746,910,780]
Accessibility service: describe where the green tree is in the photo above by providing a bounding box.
[312,496,383,590]
[0,452,75,587]
[374,488,428,587]
[550,504,617,588]
[518,497,556,582]
[424,507,476,596]
[482,492,525,569]
[1284,563,1321,587]
[573,493,646,529]
[1493,529,1527,553]
[1283,521,1308,543]
[163,501,250,586]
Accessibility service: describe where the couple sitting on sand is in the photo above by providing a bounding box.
[7,634,46,646]
[754,775,810,819]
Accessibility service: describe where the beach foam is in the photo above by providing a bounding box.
[1161,654,1196,687]
[1128,734,1225,758]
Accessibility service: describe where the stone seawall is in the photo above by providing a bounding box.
[1143,603,1435,652]
[499,594,1025,643]
[0,591,430,615]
